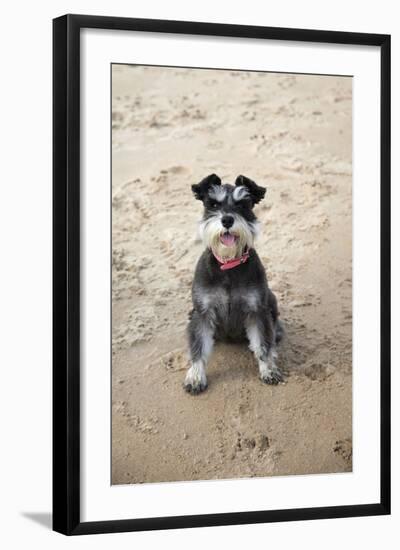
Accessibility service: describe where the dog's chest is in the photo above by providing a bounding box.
[195,285,261,338]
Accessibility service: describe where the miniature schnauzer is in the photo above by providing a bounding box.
[184,174,284,395]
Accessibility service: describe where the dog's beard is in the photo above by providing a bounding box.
[198,214,259,260]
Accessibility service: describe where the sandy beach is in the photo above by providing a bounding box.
[111,65,352,484]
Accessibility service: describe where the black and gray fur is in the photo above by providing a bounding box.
[184,174,284,394]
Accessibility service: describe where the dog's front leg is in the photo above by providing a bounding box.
[245,317,283,385]
[184,311,214,395]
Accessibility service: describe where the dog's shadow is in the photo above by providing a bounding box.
[207,316,309,385]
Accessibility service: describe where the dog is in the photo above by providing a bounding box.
[184,174,284,395]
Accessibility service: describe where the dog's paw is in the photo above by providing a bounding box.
[259,361,284,385]
[260,371,284,385]
[183,364,208,395]
[183,381,208,395]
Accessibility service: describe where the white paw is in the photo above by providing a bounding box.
[259,358,284,385]
[183,362,208,395]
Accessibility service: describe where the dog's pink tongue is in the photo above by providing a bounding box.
[220,233,236,246]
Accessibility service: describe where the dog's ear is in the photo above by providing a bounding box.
[235,175,266,204]
[192,174,221,201]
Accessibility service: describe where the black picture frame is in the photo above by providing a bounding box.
[53,14,391,535]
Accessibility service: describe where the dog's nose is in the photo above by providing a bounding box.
[221,215,234,229]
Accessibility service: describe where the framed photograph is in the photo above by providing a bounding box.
[53,14,391,535]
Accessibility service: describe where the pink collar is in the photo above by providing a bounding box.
[212,248,250,271]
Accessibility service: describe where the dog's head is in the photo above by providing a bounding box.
[192,174,266,260]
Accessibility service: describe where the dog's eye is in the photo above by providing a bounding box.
[210,201,219,209]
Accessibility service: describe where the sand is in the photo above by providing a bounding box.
[111,65,352,484]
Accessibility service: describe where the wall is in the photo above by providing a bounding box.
[1,1,398,548]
